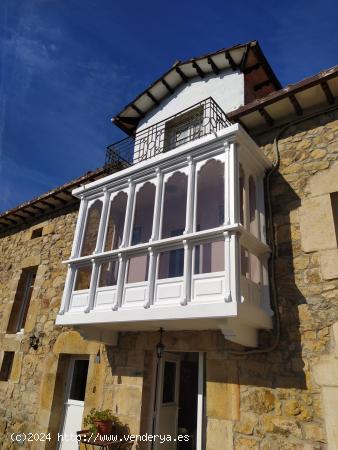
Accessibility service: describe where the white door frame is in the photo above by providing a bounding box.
[154,351,205,450]
[58,355,89,450]
[196,352,205,450]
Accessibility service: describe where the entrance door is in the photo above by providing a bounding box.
[59,357,89,450]
[156,353,181,450]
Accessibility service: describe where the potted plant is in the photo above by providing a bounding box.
[84,408,117,435]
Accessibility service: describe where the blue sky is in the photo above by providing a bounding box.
[0,0,337,212]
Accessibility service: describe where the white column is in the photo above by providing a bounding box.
[58,264,76,314]
[94,188,110,253]
[151,169,164,241]
[223,231,231,302]
[224,142,231,225]
[145,246,156,308]
[122,179,135,247]
[114,253,126,310]
[181,239,192,305]
[229,231,240,303]
[85,259,99,313]
[184,156,196,234]
[71,196,88,258]
[229,142,239,224]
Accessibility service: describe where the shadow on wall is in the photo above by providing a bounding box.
[232,169,306,390]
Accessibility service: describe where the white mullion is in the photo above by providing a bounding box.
[229,231,240,303]
[85,259,99,313]
[94,189,110,254]
[122,179,136,247]
[184,156,196,234]
[224,142,231,225]
[59,265,76,314]
[113,253,126,310]
[145,247,156,308]
[223,231,231,302]
[181,240,192,305]
[71,197,88,258]
[229,142,239,224]
[151,169,164,241]
[193,162,200,233]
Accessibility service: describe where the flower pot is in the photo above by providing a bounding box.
[93,419,113,435]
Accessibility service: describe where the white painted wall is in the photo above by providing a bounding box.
[137,70,245,132]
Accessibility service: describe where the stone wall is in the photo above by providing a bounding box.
[0,206,83,449]
[229,108,338,449]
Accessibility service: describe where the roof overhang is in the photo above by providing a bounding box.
[113,40,281,136]
[228,65,338,133]
[0,168,107,232]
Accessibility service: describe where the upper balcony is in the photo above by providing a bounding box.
[105,97,231,169]
[56,98,273,347]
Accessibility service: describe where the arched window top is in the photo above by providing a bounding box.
[81,199,103,256]
[165,170,188,185]
[111,190,128,203]
[161,171,188,239]
[104,191,128,252]
[135,180,156,194]
[131,182,156,245]
[196,158,224,231]
[198,157,224,176]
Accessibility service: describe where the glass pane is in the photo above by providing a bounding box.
[196,159,224,231]
[104,192,128,251]
[74,266,92,291]
[241,246,249,277]
[165,106,203,151]
[249,176,258,236]
[249,253,261,284]
[69,360,89,401]
[81,199,103,256]
[158,248,184,279]
[126,254,149,283]
[194,239,224,274]
[131,182,156,245]
[161,172,187,239]
[7,267,37,333]
[162,361,176,404]
[99,260,119,287]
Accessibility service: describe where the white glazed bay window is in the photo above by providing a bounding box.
[57,125,273,347]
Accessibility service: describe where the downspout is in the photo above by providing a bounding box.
[229,104,338,356]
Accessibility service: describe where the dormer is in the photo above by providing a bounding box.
[112,40,280,136]
[106,41,280,168]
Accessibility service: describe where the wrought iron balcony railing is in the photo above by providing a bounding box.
[105,97,231,172]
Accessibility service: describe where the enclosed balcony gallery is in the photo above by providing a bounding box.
[57,123,273,347]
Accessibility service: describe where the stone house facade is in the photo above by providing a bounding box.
[0,41,338,450]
